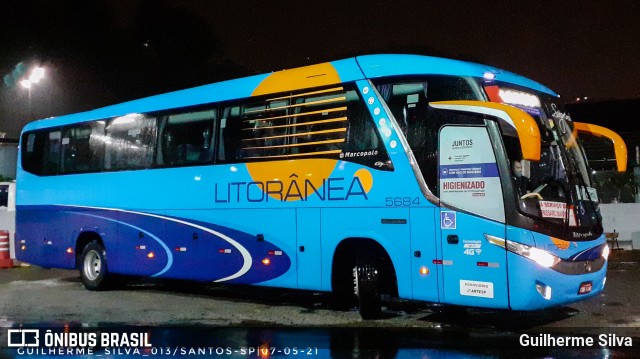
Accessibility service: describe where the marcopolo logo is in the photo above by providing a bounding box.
[8,329,40,347]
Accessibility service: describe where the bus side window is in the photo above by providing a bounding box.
[382,83,436,182]
[42,130,61,176]
[21,131,47,175]
[218,106,242,163]
[340,88,391,169]
[105,114,157,170]
[377,78,478,194]
[219,98,291,163]
[288,89,345,157]
[158,109,215,166]
[348,95,381,150]
[60,122,105,174]
[215,85,388,167]
[238,99,289,160]
[217,117,227,162]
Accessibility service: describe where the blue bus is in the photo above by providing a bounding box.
[16,54,626,319]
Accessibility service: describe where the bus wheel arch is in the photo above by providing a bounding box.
[76,232,111,291]
[75,231,104,268]
[331,238,398,319]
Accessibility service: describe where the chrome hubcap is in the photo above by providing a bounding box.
[83,250,101,281]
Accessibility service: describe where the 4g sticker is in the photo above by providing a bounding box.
[463,240,482,256]
[463,249,482,256]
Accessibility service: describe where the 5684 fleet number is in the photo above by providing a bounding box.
[385,197,420,207]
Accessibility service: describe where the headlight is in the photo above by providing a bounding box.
[485,234,561,268]
[528,247,561,268]
[602,244,610,260]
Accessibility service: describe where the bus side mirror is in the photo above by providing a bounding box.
[429,100,541,161]
[573,122,627,172]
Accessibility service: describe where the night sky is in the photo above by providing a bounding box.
[1,0,639,138]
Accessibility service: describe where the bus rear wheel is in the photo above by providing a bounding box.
[79,241,110,291]
[353,258,383,320]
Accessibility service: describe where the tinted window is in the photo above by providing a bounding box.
[105,114,157,170]
[159,109,215,166]
[375,76,479,193]
[60,121,105,174]
[217,84,390,169]
[287,88,347,158]
[21,131,46,175]
[218,98,291,162]
[339,89,390,169]
[42,130,62,175]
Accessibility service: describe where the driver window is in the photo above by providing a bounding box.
[503,135,533,196]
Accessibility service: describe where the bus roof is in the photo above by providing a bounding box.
[355,54,557,96]
[22,54,558,132]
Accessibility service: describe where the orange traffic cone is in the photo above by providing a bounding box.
[0,230,14,268]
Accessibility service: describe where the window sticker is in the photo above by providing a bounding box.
[439,126,505,223]
[539,201,577,226]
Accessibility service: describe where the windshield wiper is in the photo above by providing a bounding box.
[561,135,602,233]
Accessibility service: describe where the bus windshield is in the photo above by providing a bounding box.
[496,87,601,237]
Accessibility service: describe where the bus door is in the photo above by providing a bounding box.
[438,124,509,308]
[296,208,322,290]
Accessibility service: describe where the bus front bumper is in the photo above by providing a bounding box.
[507,251,607,310]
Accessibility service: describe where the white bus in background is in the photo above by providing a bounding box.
[0,181,16,260]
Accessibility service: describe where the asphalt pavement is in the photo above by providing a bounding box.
[0,251,638,357]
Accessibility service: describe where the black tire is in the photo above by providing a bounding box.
[331,253,357,311]
[331,275,357,311]
[79,241,110,291]
[353,258,383,320]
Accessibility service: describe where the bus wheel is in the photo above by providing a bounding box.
[79,241,110,291]
[353,258,382,320]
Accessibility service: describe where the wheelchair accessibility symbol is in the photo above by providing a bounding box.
[441,211,456,230]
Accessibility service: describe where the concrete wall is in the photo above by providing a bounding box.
[600,203,640,249]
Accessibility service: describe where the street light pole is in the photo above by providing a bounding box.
[20,67,45,120]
